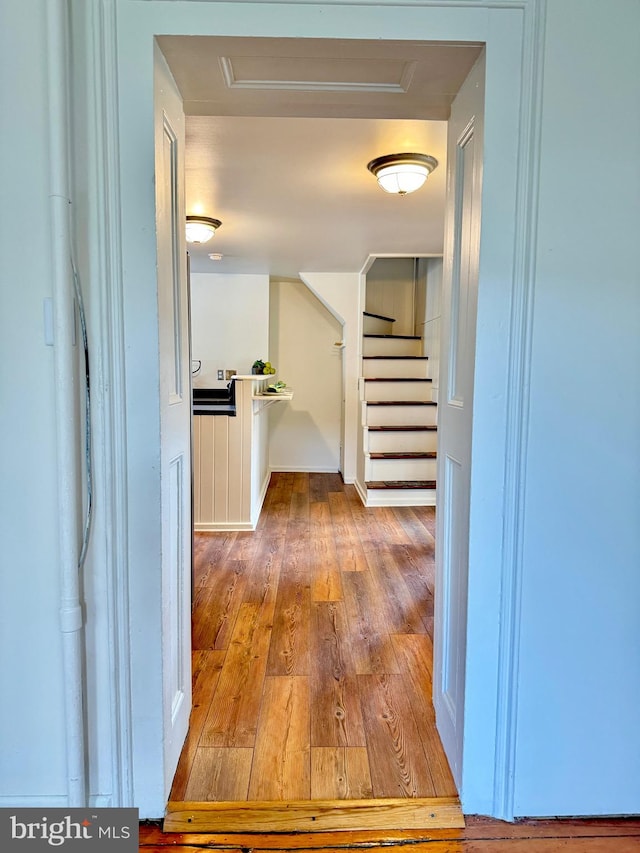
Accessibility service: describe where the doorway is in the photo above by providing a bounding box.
[100,0,541,820]
[163,37,479,826]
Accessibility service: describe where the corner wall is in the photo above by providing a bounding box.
[299,272,363,483]
[269,279,342,473]
[0,0,67,804]
[513,0,640,816]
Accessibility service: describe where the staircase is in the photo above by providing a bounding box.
[358,311,437,506]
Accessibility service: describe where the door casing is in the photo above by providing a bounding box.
[85,0,546,819]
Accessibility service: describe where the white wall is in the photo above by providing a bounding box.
[20,0,632,820]
[299,272,362,483]
[269,279,342,472]
[365,257,416,336]
[0,0,68,804]
[513,0,640,816]
[418,257,442,401]
[190,273,269,387]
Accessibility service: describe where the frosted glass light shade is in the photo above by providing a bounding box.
[185,216,222,243]
[367,153,438,196]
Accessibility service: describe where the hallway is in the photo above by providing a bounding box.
[170,472,457,811]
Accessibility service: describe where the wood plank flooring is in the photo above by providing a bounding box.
[141,816,640,851]
[171,472,452,810]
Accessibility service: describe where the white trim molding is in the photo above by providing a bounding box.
[491,0,547,822]
[85,0,134,808]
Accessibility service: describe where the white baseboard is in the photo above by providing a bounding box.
[195,521,255,532]
[354,478,368,505]
[365,489,437,508]
[0,795,113,808]
[270,465,340,473]
[251,471,271,527]
[354,477,436,507]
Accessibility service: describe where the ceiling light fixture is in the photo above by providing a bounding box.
[367,153,438,196]
[185,215,222,243]
[208,253,224,261]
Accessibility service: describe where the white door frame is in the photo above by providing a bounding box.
[84,0,545,819]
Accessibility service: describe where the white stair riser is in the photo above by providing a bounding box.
[364,487,436,507]
[366,456,438,481]
[363,337,421,357]
[367,429,438,454]
[364,381,433,402]
[363,359,429,379]
[365,404,438,426]
[363,315,394,335]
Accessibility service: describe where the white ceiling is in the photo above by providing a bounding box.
[157,36,482,276]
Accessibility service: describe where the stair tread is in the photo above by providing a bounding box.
[363,310,396,322]
[363,355,429,360]
[363,334,421,340]
[366,480,437,490]
[365,377,432,382]
[368,425,437,431]
[370,451,437,459]
[367,400,437,406]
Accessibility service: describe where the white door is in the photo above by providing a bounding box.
[154,44,192,792]
[434,51,485,788]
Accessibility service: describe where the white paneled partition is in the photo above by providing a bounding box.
[194,377,271,530]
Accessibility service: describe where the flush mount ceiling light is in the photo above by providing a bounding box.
[367,153,438,196]
[185,215,222,244]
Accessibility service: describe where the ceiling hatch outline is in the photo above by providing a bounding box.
[218,54,417,93]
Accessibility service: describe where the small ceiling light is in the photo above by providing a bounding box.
[185,215,222,244]
[367,153,438,196]
[208,253,224,261]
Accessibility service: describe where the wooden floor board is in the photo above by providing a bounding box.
[184,747,253,801]
[192,560,252,651]
[310,747,373,799]
[248,675,311,801]
[163,798,463,833]
[195,532,238,587]
[310,535,343,602]
[391,635,457,795]
[310,602,366,747]
[359,673,437,798]
[327,491,369,572]
[143,816,640,849]
[245,535,284,613]
[366,543,430,635]
[227,531,263,562]
[266,568,311,676]
[169,651,226,801]
[341,571,400,675]
[388,542,435,608]
[199,603,272,747]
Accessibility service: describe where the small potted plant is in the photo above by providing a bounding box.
[252,359,276,375]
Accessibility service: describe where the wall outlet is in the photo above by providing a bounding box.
[217,369,224,380]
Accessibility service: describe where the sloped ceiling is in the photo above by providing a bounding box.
[157,36,482,276]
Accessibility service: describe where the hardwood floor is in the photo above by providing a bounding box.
[141,816,640,851]
[169,472,456,824]
[158,472,640,846]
